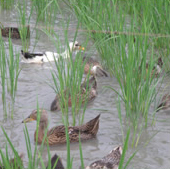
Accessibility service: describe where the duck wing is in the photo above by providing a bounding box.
[81,76,97,90]
[47,125,66,144]
[93,65,108,77]
[83,56,108,77]
[83,55,100,65]
[21,50,44,59]
[87,146,122,169]
[87,160,113,169]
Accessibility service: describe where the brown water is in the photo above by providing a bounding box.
[0,2,170,169]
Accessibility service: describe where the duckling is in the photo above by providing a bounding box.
[86,146,122,169]
[46,154,64,169]
[156,94,170,112]
[50,76,97,111]
[1,26,30,39]
[22,109,100,145]
[21,41,84,63]
[82,54,108,77]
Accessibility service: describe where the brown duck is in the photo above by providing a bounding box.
[157,94,170,112]
[51,76,97,111]
[1,25,30,39]
[46,154,64,169]
[86,146,122,169]
[22,109,100,145]
[82,54,108,77]
[139,57,163,78]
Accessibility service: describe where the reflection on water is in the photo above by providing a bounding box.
[0,1,170,169]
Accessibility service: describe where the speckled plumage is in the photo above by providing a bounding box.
[50,76,97,111]
[22,109,100,145]
[83,55,108,77]
[86,146,122,169]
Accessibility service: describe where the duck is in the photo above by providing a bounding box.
[82,54,108,77]
[156,94,170,112]
[1,25,30,39]
[86,146,122,169]
[22,109,100,145]
[139,57,163,78]
[21,41,85,63]
[51,76,97,111]
[46,154,64,169]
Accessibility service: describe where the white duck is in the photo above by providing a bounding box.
[21,41,84,63]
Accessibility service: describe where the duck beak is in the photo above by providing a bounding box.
[22,116,35,123]
[79,46,85,50]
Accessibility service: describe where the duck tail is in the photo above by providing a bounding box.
[95,65,108,77]
[112,146,123,156]
[47,154,64,169]
[91,114,100,136]
[84,114,100,136]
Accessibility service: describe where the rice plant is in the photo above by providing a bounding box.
[0,32,21,118]
[0,0,14,9]
[43,25,91,127]
[0,127,24,169]
[17,0,33,51]
[0,32,7,115]
[66,0,165,146]
[6,36,20,101]
[31,0,58,32]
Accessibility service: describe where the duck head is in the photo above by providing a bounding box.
[22,109,48,123]
[69,41,85,52]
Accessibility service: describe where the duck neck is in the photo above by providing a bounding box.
[34,121,48,144]
[60,48,73,59]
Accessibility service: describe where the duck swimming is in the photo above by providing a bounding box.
[1,25,30,39]
[22,109,100,145]
[21,41,84,63]
[51,76,97,111]
[86,146,122,169]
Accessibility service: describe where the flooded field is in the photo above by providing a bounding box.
[0,1,170,168]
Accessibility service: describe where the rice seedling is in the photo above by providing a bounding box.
[67,0,164,145]
[31,0,58,32]
[0,32,7,115]
[0,32,21,118]
[0,0,14,9]
[0,127,24,169]
[43,21,93,168]
[17,0,33,51]
[6,36,20,100]
[43,25,91,126]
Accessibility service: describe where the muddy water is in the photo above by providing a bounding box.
[0,2,170,169]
